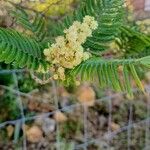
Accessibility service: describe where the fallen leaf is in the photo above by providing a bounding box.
[54,111,67,122]
[28,101,39,111]
[40,103,53,112]
[6,125,14,138]
[28,100,54,112]
[26,126,43,143]
[110,122,120,131]
[76,84,96,106]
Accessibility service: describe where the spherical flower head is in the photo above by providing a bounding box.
[36,65,47,74]
[83,15,98,30]
[90,20,98,30]
[64,25,78,43]
[68,41,81,51]
[73,57,82,66]
[83,52,91,61]
[77,33,87,44]
[75,80,80,86]
[80,23,92,36]
[75,48,84,58]
[66,31,78,44]
[76,45,84,53]
[55,36,66,47]
[72,21,81,29]
[77,23,92,44]
[57,67,65,80]
[44,48,50,56]
[53,74,59,80]
[57,66,64,72]
[61,60,74,69]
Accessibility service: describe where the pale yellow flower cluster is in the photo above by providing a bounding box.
[136,19,150,34]
[44,15,98,80]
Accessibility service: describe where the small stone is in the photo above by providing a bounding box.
[41,118,56,134]
[99,115,107,128]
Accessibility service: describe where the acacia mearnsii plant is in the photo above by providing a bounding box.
[0,0,150,97]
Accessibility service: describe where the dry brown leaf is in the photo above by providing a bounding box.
[54,111,67,122]
[28,101,39,111]
[40,103,53,112]
[76,84,96,106]
[110,122,120,131]
[28,100,54,112]
[6,125,14,138]
[26,126,43,143]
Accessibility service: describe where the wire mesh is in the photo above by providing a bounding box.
[0,69,150,149]
[0,0,150,149]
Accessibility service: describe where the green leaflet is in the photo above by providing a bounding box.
[0,28,46,70]
[48,0,124,53]
[11,7,47,43]
[120,26,150,57]
[70,56,149,95]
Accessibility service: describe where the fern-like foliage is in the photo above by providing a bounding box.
[0,28,46,69]
[119,26,150,57]
[0,0,150,96]
[11,6,47,43]
[49,0,125,52]
[135,48,150,58]
[69,56,150,96]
